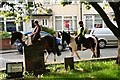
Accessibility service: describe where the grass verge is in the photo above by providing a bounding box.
[0,60,120,79]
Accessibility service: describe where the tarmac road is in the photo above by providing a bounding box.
[0,46,118,69]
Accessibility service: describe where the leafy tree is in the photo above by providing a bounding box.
[61,0,120,64]
[0,0,51,23]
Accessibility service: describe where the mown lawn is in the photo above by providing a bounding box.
[0,60,120,79]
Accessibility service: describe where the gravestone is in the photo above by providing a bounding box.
[23,43,45,75]
[64,57,74,70]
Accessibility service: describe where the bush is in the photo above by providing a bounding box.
[0,31,11,39]
[42,27,55,35]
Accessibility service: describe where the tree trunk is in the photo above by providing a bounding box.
[116,37,120,64]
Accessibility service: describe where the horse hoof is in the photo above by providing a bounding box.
[54,59,56,62]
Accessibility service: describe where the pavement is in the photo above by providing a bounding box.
[0,49,18,54]
[0,49,21,71]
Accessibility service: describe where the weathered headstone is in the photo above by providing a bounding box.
[64,57,74,70]
[23,43,45,75]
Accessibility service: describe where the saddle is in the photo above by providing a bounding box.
[22,34,41,46]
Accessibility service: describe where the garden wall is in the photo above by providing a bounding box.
[0,38,16,50]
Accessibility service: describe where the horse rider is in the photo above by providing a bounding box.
[75,21,86,49]
[30,20,42,44]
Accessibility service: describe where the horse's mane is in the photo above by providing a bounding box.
[12,31,23,41]
[63,31,71,44]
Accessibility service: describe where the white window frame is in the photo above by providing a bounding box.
[84,14,105,29]
[54,15,77,31]
[0,17,4,30]
[41,19,49,27]
[43,0,51,6]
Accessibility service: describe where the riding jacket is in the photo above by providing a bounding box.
[77,27,85,37]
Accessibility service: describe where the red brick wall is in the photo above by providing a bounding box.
[0,38,16,50]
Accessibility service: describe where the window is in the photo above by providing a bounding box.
[64,16,72,31]
[84,14,104,29]
[55,16,77,31]
[31,20,34,28]
[94,14,103,28]
[53,0,60,4]
[0,2,4,8]
[73,16,77,30]
[17,0,24,3]
[43,0,50,5]
[18,22,23,31]
[85,15,93,29]
[42,19,48,27]
[55,16,62,30]
[0,17,4,30]
[6,0,15,3]
[6,17,16,32]
[6,22,16,32]
[28,0,33,2]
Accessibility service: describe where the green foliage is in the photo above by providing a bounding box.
[60,0,72,6]
[60,0,91,10]
[0,72,7,79]
[0,2,48,23]
[0,31,11,39]
[44,60,120,78]
[42,27,55,35]
[0,60,120,79]
[23,71,35,78]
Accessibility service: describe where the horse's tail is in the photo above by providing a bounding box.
[54,37,61,56]
[95,37,100,57]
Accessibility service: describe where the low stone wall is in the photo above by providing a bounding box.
[0,38,16,50]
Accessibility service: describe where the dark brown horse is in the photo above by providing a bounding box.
[60,31,100,59]
[11,31,61,62]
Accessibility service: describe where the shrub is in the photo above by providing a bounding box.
[0,31,11,39]
[42,27,55,35]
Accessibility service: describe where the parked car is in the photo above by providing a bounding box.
[7,27,16,32]
[15,31,66,53]
[85,28,118,48]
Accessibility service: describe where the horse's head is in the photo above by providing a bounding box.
[61,31,70,45]
[11,32,23,45]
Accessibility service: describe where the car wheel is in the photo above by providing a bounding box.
[99,40,106,48]
[58,44,63,52]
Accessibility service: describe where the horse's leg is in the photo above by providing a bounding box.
[91,37,100,58]
[45,49,50,62]
[75,50,81,59]
[54,54,57,62]
[90,48,96,58]
[69,47,74,56]
[95,37,101,58]
[72,47,81,59]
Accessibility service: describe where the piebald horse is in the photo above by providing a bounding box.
[11,31,61,62]
[60,31,100,59]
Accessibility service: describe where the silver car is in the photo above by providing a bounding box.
[85,28,118,48]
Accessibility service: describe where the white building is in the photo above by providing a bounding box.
[0,0,116,32]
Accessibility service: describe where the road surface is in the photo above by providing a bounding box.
[0,46,118,69]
